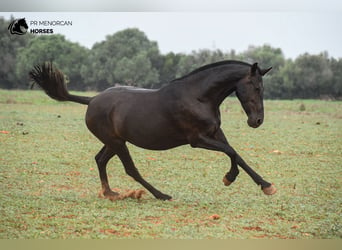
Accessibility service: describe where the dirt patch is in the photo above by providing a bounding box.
[98,188,146,201]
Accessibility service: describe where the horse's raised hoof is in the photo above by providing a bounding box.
[262,184,277,195]
[222,176,232,186]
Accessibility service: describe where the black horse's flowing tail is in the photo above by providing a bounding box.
[29,62,92,105]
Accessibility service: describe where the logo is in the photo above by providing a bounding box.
[8,17,73,35]
[8,18,28,35]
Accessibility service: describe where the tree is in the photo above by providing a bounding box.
[240,45,286,99]
[2,17,341,99]
[292,52,333,98]
[329,58,342,98]
[157,52,183,86]
[267,59,298,99]
[15,34,89,90]
[0,17,34,88]
[82,28,161,89]
[175,49,226,77]
[241,45,285,70]
[113,52,159,87]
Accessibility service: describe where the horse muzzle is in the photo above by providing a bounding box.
[247,116,263,128]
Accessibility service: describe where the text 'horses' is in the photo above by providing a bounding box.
[29,60,276,201]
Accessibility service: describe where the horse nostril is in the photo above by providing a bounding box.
[256,118,262,125]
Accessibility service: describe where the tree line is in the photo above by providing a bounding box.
[1,17,341,99]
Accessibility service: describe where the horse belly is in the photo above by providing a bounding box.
[119,111,187,150]
[130,135,187,151]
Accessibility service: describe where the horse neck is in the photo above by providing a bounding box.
[183,65,248,107]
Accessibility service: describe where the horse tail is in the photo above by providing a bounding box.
[29,62,92,105]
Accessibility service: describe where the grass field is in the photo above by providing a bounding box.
[0,89,341,239]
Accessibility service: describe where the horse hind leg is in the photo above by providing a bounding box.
[95,145,147,201]
[116,144,172,201]
[95,145,120,201]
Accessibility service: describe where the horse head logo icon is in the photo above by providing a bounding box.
[8,18,28,35]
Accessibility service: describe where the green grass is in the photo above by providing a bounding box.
[0,89,341,239]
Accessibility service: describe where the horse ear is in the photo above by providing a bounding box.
[250,62,258,75]
[260,67,272,76]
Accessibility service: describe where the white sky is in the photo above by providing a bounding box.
[1,2,342,59]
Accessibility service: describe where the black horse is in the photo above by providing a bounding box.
[8,18,28,35]
[29,60,276,201]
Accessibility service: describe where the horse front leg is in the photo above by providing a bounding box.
[190,131,276,195]
[214,129,239,186]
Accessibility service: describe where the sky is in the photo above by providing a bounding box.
[1,1,342,59]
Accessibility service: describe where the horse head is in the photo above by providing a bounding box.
[8,18,28,35]
[236,63,272,128]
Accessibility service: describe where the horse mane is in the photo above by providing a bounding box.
[171,60,252,83]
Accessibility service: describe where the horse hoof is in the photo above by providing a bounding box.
[222,176,232,186]
[262,184,277,195]
[157,194,172,201]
